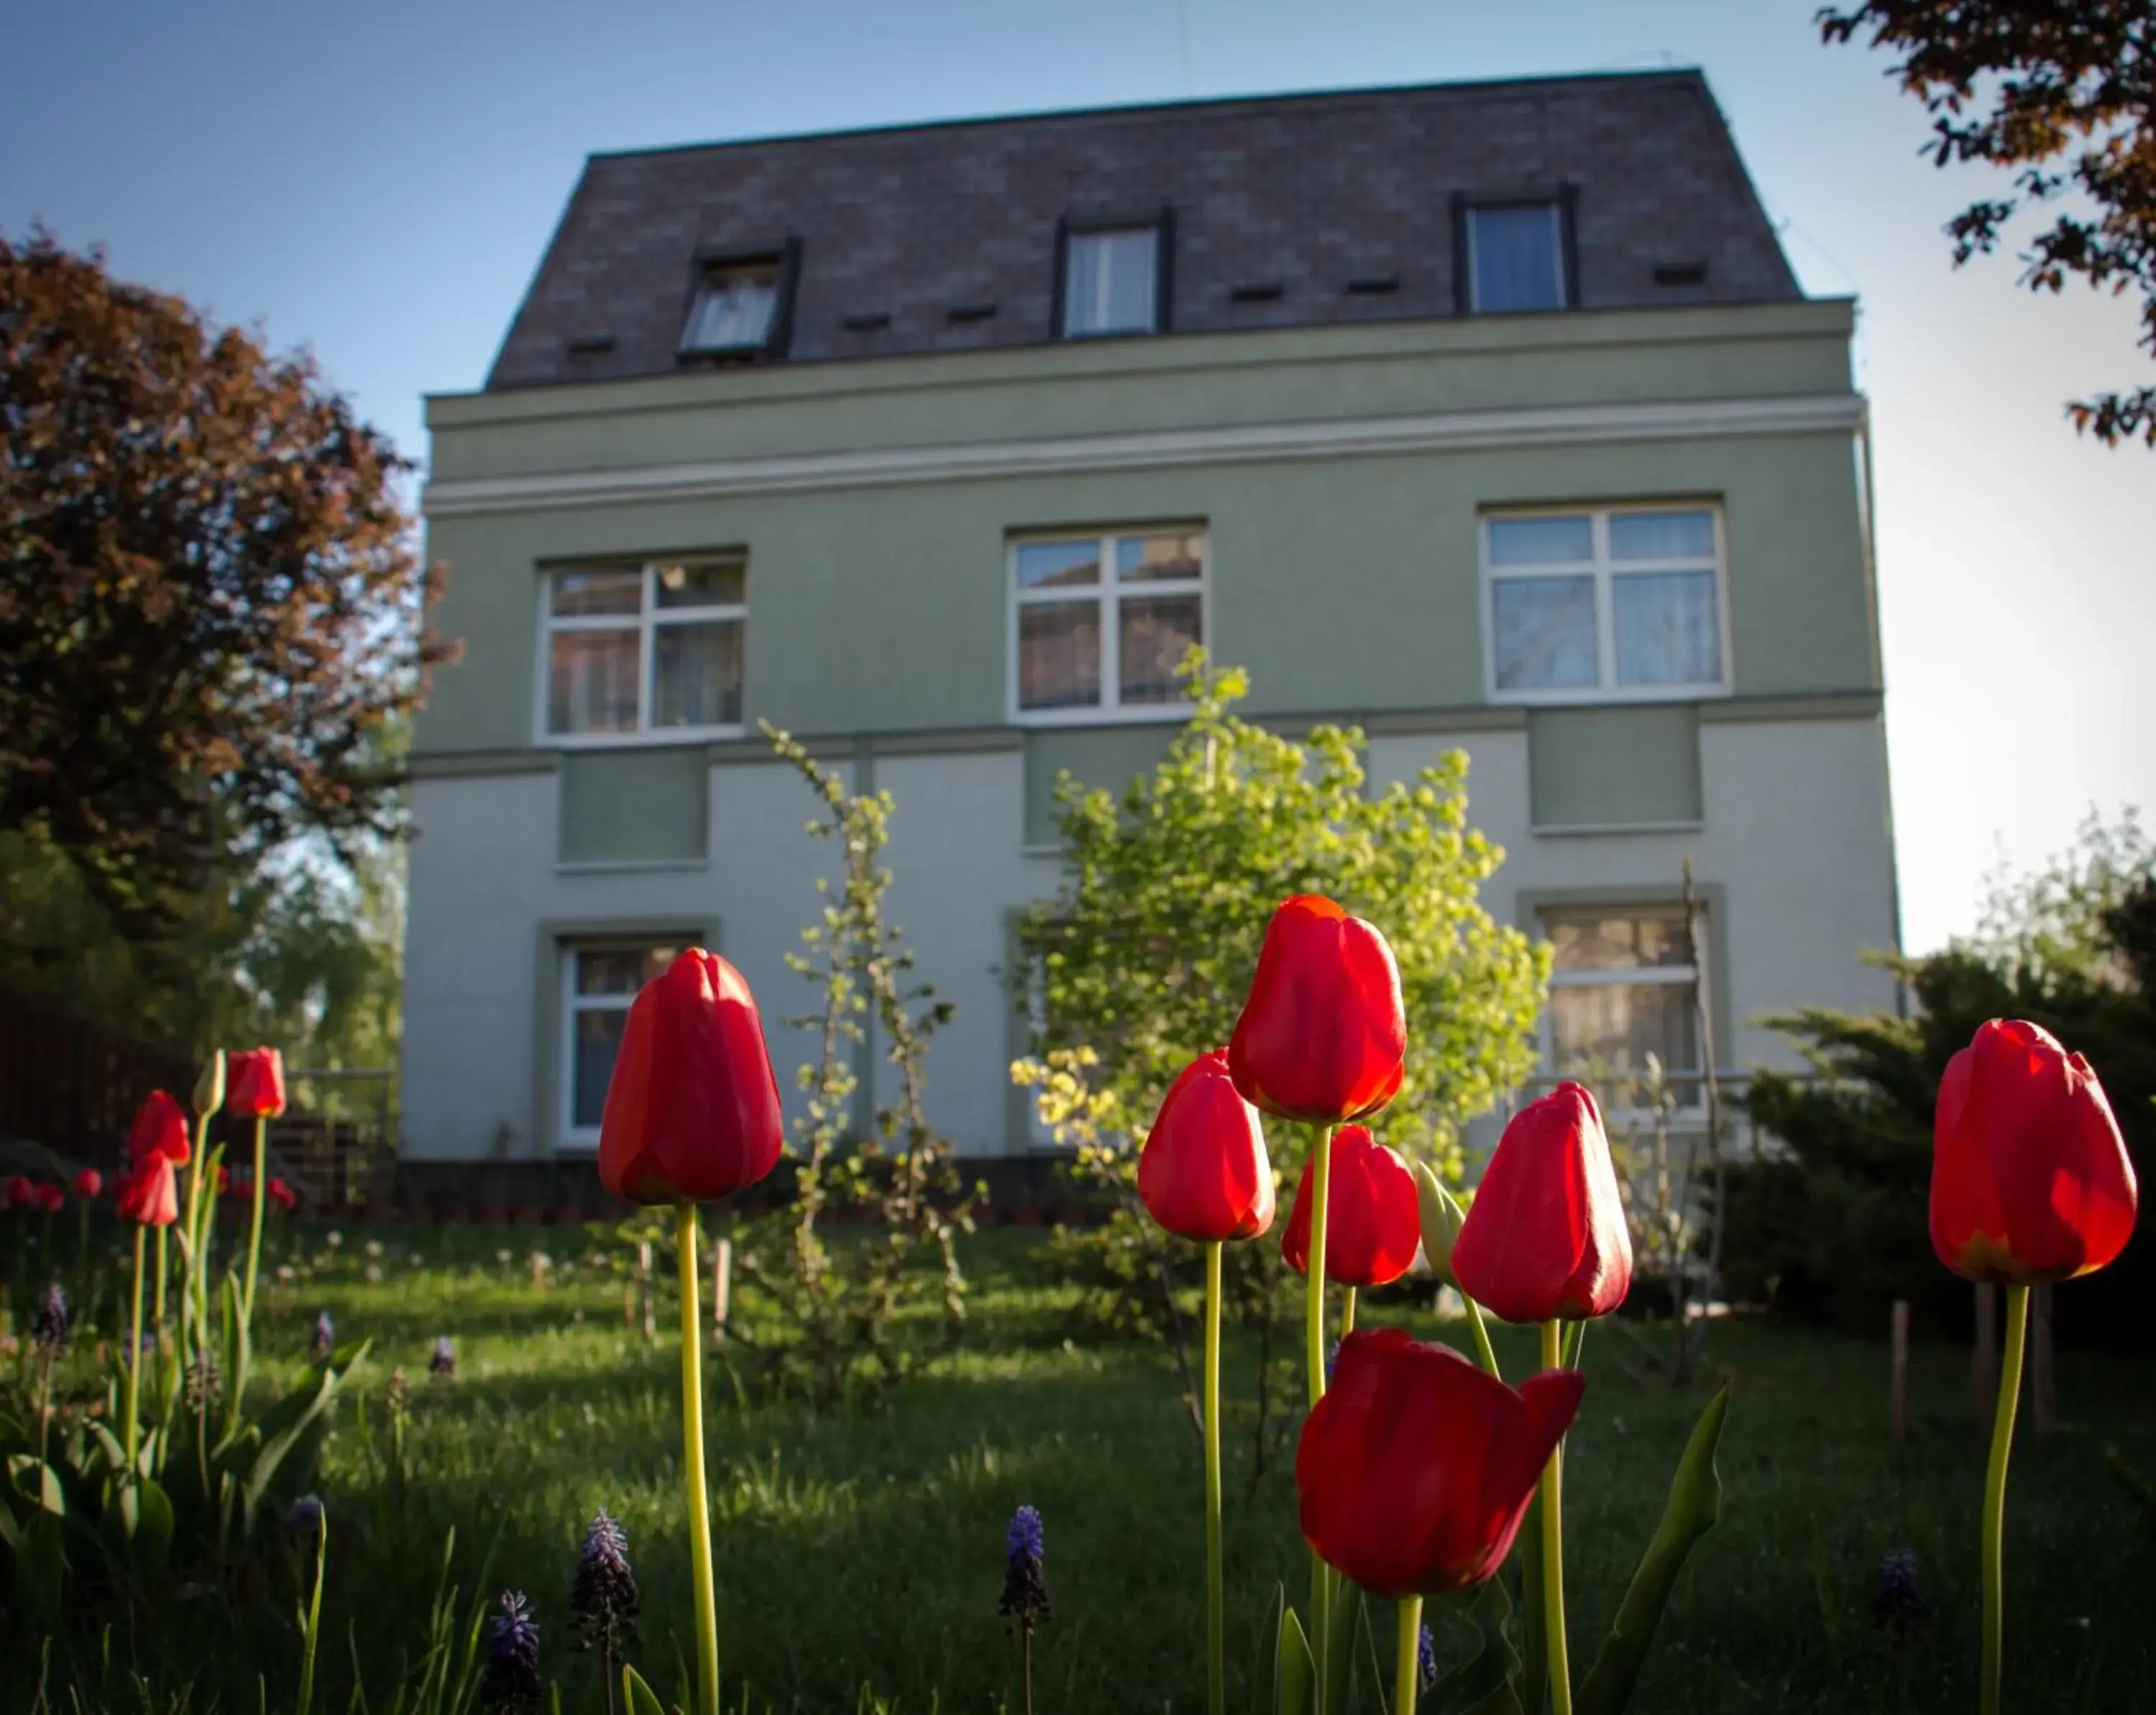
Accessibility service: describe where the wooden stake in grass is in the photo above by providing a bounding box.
[1890,1299,1909,1443]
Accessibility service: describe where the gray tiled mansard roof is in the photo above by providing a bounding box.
[487,69,1800,389]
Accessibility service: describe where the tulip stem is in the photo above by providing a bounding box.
[1340,1287,1356,1338]
[1539,1319,1572,1715]
[1981,1284,2030,1715]
[1306,1123,1335,1711]
[1394,1596,1424,1715]
[241,1117,267,1336]
[676,1201,722,1715]
[1203,1239,1225,1715]
[124,1223,146,1479]
[1463,1297,1501,1379]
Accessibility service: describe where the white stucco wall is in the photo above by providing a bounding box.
[401,714,1897,1162]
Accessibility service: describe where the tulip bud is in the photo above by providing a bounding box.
[1414,1162,1465,1289]
[195,1049,227,1117]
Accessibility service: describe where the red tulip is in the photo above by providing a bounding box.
[1451,1082,1632,1324]
[1229,896,1407,1125]
[1298,1328,1584,1597]
[599,948,786,1204]
[1930,1019,2137,1285]
[1138,1049,1276,1242]
[1279,1124,1421,1287]
[127,1089,191,1167]
[268,1177,298,1213]
[74,1168,103,1200]
[215,1164,231,1195]
[118,1154,179,1228]
[6,1174,34,1210]
[228,1174,253,1200]
[35,1182,65,1213]
[226,1048,287,1119]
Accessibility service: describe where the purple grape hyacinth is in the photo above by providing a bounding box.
[999,1504,1049,1624]
[480,1590,543,1711]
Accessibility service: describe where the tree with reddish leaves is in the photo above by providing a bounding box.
[0,229,456,939]
[1820,3,2156,448]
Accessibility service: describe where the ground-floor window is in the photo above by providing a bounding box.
[560,943,681,1146]
[1540,906,1703,1110]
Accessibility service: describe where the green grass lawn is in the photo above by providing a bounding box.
[19,1223,2156,1714]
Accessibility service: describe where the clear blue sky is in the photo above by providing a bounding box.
[6,0,2150,953]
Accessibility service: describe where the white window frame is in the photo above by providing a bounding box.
[1539,906,1705,1117]
[1480,503,1733,706]
[558,942,677,1149]
[1466,201,1566,314]
[1007,526,1207,727]
[1060,225,1162,338]
[536,557,748,748]
[678,254,787,357]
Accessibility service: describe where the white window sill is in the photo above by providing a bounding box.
[1012,703,1194,729]
[554,858,711,875]
[555,1137,600,1154]
[1488,686,1731,709]
[543,726,745,750]
[1531,820,1705,839]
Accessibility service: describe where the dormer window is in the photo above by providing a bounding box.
[1464,199,1572,314]
[679,246,798,359]
[1059,221,1166,337]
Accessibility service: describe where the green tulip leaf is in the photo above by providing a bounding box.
[1326,1575,1358,1715]
[132,1476,174,1575]
[1430,1573,1526,1715]
[1519,1497,1547,1715]
[9,1505,64,1624]
[6,1453,65,1519]
[229,1341,371,1536]
[622,1663,668,1715]
[1273,1601,1314,1715]
[1575,1387,1731,1715]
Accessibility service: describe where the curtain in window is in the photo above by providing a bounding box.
[1491,576,1598,689]
[1067,231,1156,334]
[549,630,640,733]
[1613,572,1720,686]
[1472,206,1562,313]
[684,274,777,350]
[651,620,743,728]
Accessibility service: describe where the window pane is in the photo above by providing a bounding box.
[1549,915,1694,974]
[683,261,779,351]
[653,560,745,609]
[1117,533,1204,582]
[1066,229,1158,335]
[1614,571,1722,686]
[1548,982,1700,1093]
[576,947,676,996]
[1119,593,1201,704]
[1471,204,1562,313]
[1491,575,1597,690]
[1016,540,1101,589]
[551,570,642,617]
[1018,602,1102,710]
[651,620,744,728]
[1487,515,1593,566]
[548,629,640,734]
[571,1008,627,1130]
[1608,510,1715,561]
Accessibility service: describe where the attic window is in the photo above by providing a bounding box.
[1465,201,1571,314]
[1060,223,1165,337]
[681,254,789,357]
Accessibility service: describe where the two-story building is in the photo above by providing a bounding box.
[403,70,1900,1197]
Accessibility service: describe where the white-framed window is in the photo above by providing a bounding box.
[1008,527,1206,724]
[1468,202,1566,313]
[1482,505,1731,703]
[540,557,747,743]
[559,942,683,1146]
[1061,226,1161,336]
[681,256,784,355]
[1542,908,1703,1111]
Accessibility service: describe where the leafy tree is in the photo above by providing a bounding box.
[0,228,455,943]
[1820,2,2156,446]
[1015,658,1547,1180]
[1726,816,2156,1341]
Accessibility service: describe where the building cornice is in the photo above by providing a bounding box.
[423,391,1864,518]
